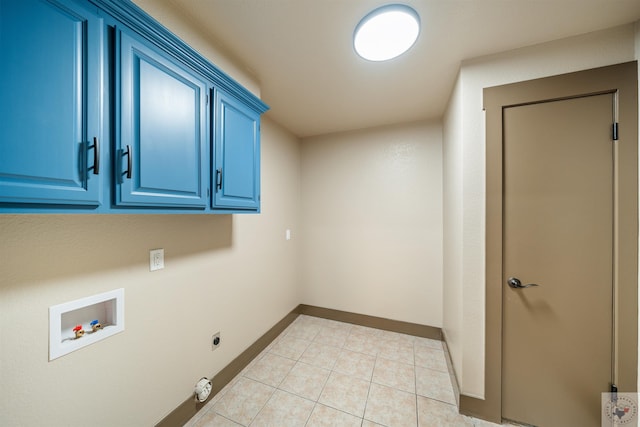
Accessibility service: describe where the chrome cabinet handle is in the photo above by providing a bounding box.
[123,145,132,179]
[507,277,539,289]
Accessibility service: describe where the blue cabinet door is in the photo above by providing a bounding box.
[213,90,260,211]
[115,29,207,208]
[0,0,102,206]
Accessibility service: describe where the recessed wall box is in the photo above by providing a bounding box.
[49,288,125,361]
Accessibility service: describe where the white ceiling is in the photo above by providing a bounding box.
[167,0,640,137]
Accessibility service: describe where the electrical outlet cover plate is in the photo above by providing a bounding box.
[150,249,164,271]
[212,332,221,350]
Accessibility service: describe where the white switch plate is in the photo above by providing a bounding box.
[285,229,291,240]
[150,249,164,271]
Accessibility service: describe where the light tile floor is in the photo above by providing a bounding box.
[185,315,515,427]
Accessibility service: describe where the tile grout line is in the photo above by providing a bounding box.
[287,318,319,427]
[302,320,363,425]
[302,401,317,427]
[218,413,243,427]
[247,379,277,427]
[196,316,495,427]
[360,353,375,427]
[301,350,334,426]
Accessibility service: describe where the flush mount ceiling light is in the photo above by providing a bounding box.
[353,4,420,62]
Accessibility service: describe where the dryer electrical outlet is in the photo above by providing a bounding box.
[212,332,221,350]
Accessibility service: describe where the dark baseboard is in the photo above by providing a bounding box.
[155,306,301,427]
[459,394,501,424]
[441,331,460,407]
[441,331,500,424]
[156,304,442,426]
[297,304,442,340]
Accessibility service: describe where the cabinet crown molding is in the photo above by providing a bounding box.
[92,0,269,114]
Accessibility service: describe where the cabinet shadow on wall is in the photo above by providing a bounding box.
[0,214,233,288]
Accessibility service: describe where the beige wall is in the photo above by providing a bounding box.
[0,2,303,424]
[442,23,638,399]
[0,120,300,426]
[300,121,443,327]
[3,1,639,424]
[131,0,260,97]
[442,74,464,382]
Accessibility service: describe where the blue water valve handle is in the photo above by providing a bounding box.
[90,319,103,331]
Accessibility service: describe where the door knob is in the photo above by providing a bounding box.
[507,277,539,289]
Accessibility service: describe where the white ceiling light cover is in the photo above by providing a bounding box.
[354,4,420,61]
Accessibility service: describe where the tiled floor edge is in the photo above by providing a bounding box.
[298,304,442,340]
[157,304,444,427]
[155,305,303,427]
[441,329,461,407]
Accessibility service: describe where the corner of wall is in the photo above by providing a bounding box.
[442,70,465,392]
[450,22,638,403]
[298,122,444,328]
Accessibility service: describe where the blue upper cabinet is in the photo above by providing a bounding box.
[0,0,267,213]
[213,90,261,212]
[115,28,208,208]
[0,0,102,206]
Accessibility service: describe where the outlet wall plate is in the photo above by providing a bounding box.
[212,332,221,351]
[150,248,164,271]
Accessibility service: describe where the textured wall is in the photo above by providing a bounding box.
[0,117,301,426]
[131,0,261,97]
[0,2,300,423]
[300,121,444,328]
[442,23,638,399]
[442,75,464,386]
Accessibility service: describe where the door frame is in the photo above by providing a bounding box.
[460,61,638,423]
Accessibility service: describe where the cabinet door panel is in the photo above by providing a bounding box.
[0,0,101,205]
[213,91,260,211]
[117,29,207,208]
